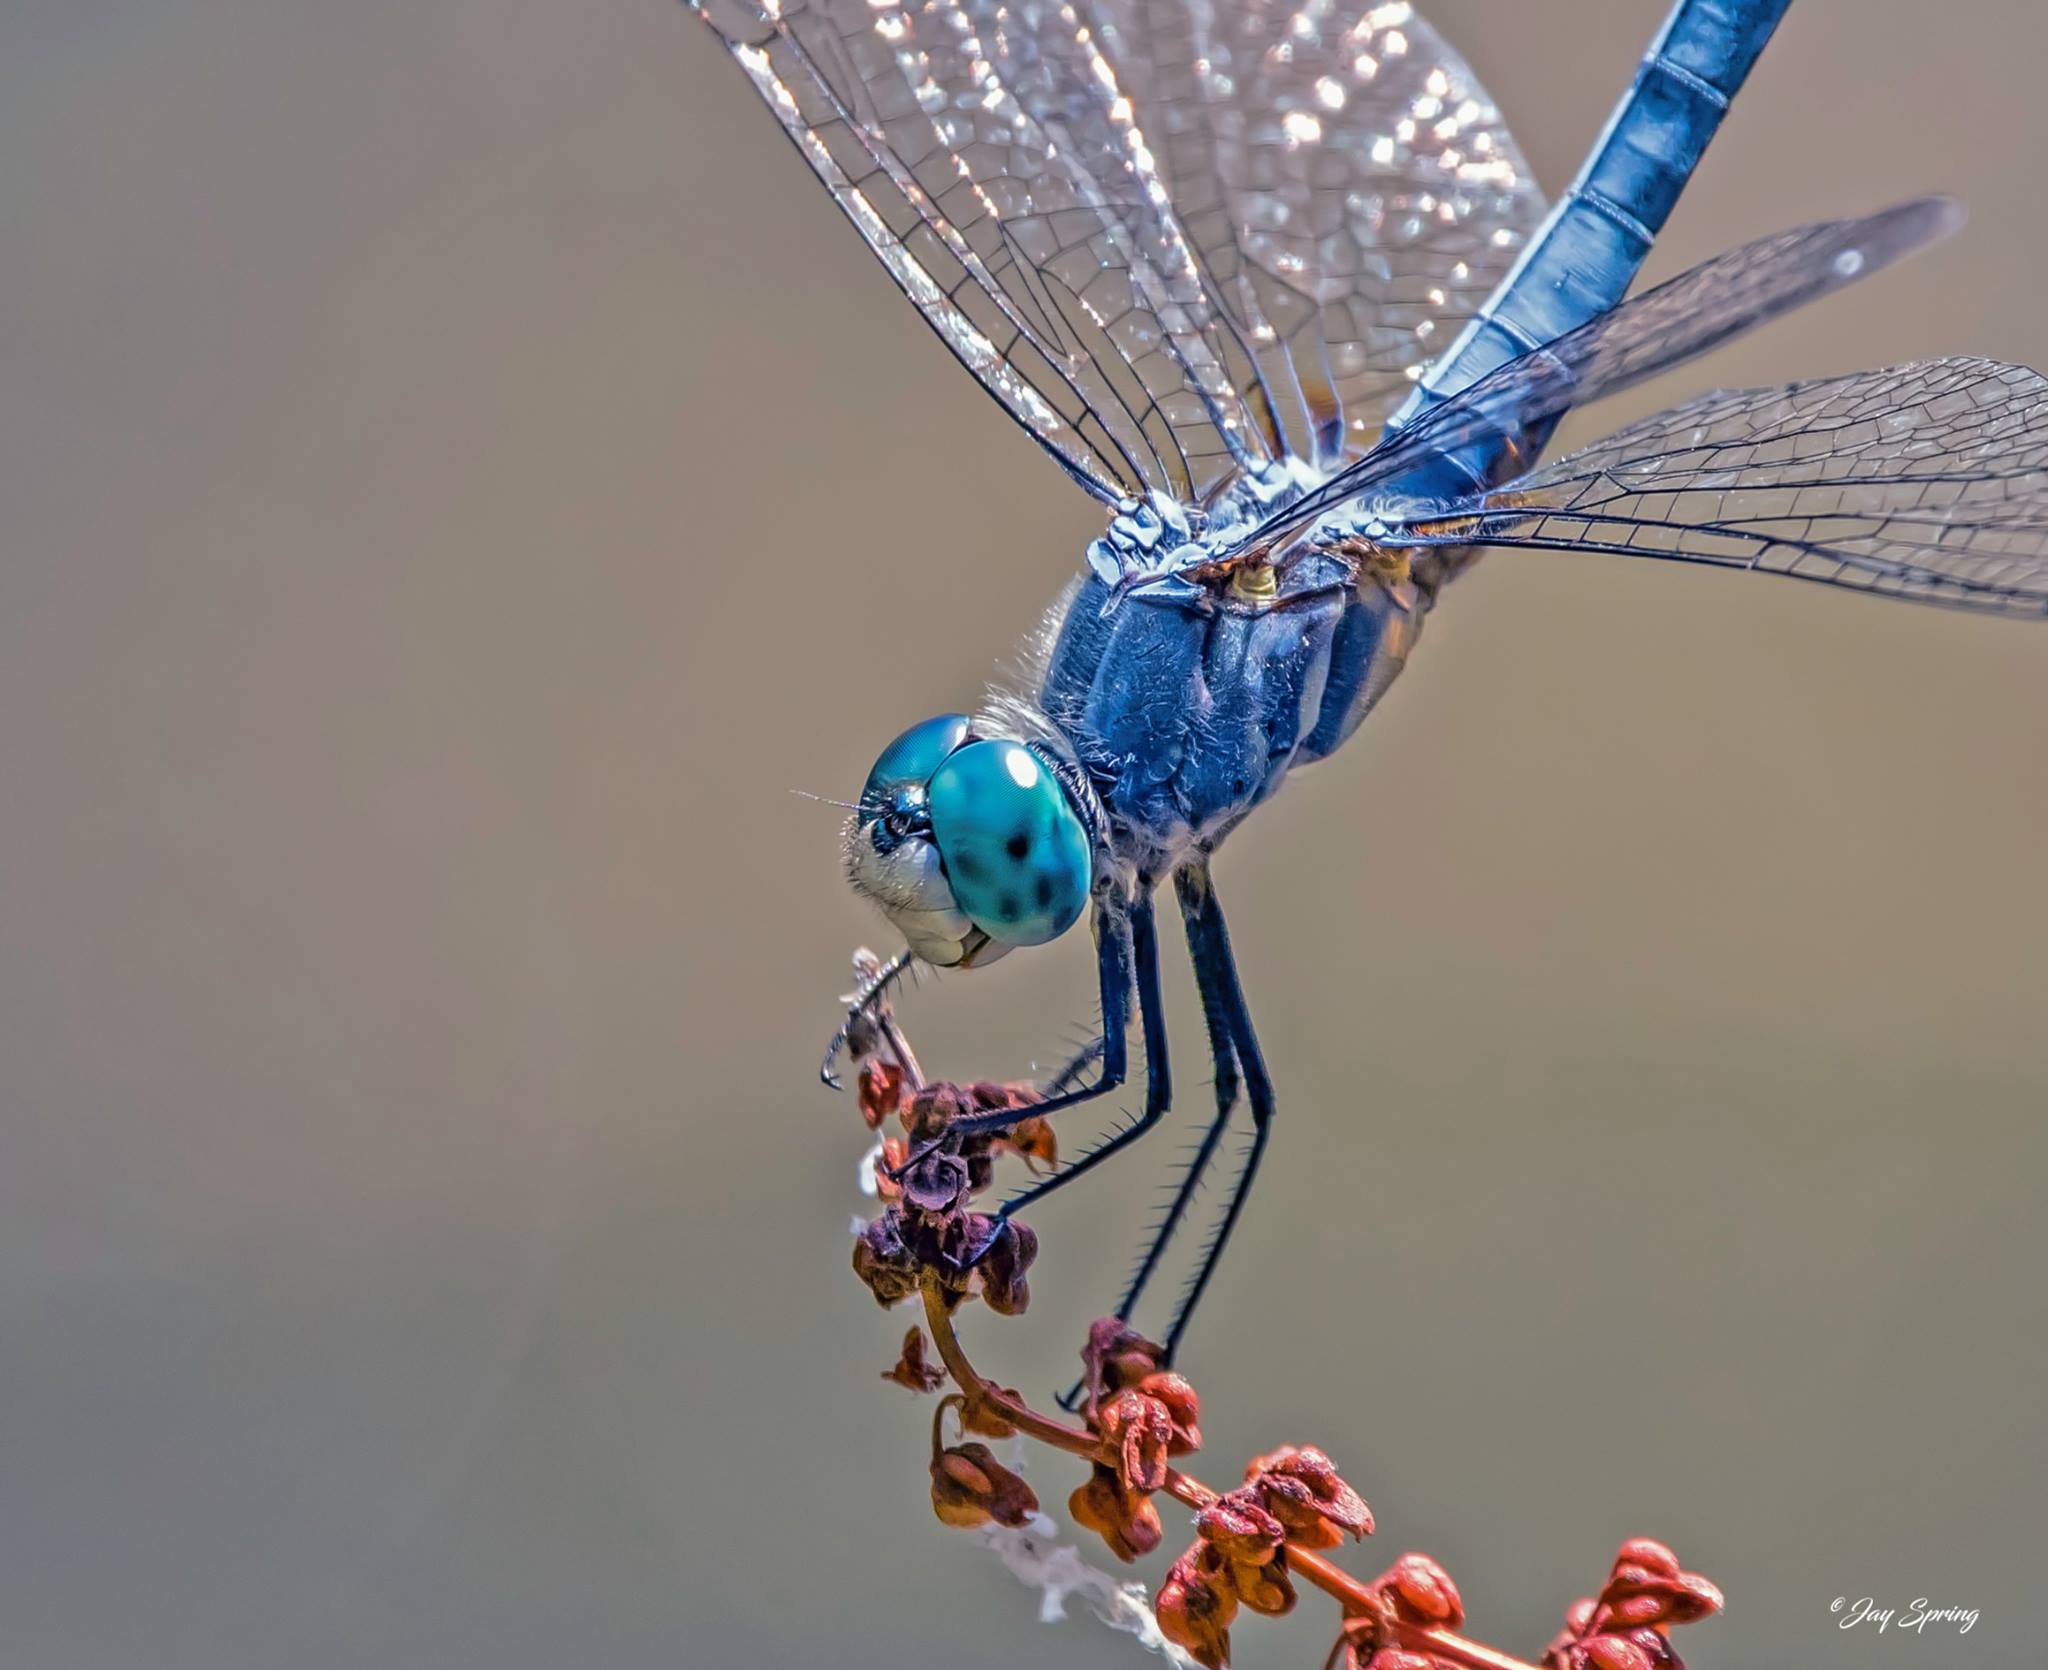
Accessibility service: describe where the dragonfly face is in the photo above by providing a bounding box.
[845,716,1091,968]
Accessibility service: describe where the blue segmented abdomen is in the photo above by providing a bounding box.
[1386,0,1793,497]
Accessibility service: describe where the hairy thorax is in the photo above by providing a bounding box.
[1028,543,1471,870]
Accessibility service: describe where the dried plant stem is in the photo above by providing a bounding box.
[921,1281,1544,1670]
[921,1282,1096,1455]
[856,977,1723,1670]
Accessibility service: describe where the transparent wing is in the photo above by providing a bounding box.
[693,0,1274,506]
[1250,197,1967,547]
[1084,0,1548,463]
[1392,358,2048,617]
[949,0,1287,462]
[943,0,1288,463]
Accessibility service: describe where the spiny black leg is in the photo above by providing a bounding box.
[1162,859,1273,1367]
[1041,1033,1107,1098]
[992,884,1171,1218]
[892,890,1135,1178]
[1111,862,1241,1325]
[1056,860,1245,1412]
[819,949,916,1088]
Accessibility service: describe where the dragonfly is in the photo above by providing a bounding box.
[691,0,2048,1366]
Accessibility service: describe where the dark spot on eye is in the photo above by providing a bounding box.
[997,893,1020,919]
[1005,832,1031,861]
[1232,777,1247,796]
[1034,876,1054,908]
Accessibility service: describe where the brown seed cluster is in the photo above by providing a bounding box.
[1332,1553,1469,1670]
[1540,1541,1725,1670]
[850,1068,1042,1314]
[929,1439,1038,1530]
[1156,1445,1375,1668]
[837,956,1728,1670]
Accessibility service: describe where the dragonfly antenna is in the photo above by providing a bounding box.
[790,788,861,811]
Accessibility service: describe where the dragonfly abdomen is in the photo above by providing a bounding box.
[1389,0,1793,497]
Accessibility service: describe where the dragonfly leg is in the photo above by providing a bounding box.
[989,883,1171,1218]
[1054,862,1240,1411]
[1160,859,1273,1368]
[1040,1033,1107,1097]
[819,948,917,1088]
[1105,859,1244,1331]
[890,886,1146,1177]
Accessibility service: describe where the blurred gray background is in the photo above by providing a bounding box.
[2,1,2043,1666]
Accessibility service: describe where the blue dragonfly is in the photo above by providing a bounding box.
[692,0,2048,1363]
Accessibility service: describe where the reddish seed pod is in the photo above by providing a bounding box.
[1077,1317,1166,1417]
[958,1390,1019,1439]
[976,1218,1037,1315]
[1382,1552,1465,1628]
[929,1448,997,1528]
[1614,1539,1682,1580]
[1232,1555,1296,1618]
[1196,1491,1285,1565]
[1663,1574,1724,1623]
[995,1112,1057,1173]
[871,1135,908,1202]
[1583,1638,1658,1670]
[1068,1464,1163,1562]
[928,1441,1037,1530]
[1155,1545,1239,1670]
[906,1082,970,1141]
[1245,1445,1374,1545]
[879,1326,945,1393]
[1134,1370,1203,1453]
[900,1151,970,1216]
[856,1058,905,1129]
[1607,1594,1668,1628]
[851,1212,920,1307]
[1099,1389,1175,1494]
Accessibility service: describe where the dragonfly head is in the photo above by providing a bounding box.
[844,714,1091,968]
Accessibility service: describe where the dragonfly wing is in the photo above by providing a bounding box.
[949,0,1287,464]
[693,0,1273,506]
[1393,358,2048,617]
[1251,197,1966,545]
[1081,0,1547,465]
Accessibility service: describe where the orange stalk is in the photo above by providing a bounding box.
[920,1283,1547,1670]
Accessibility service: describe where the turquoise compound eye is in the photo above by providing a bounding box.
[925,740,1090,947]
[859,714,972,814]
